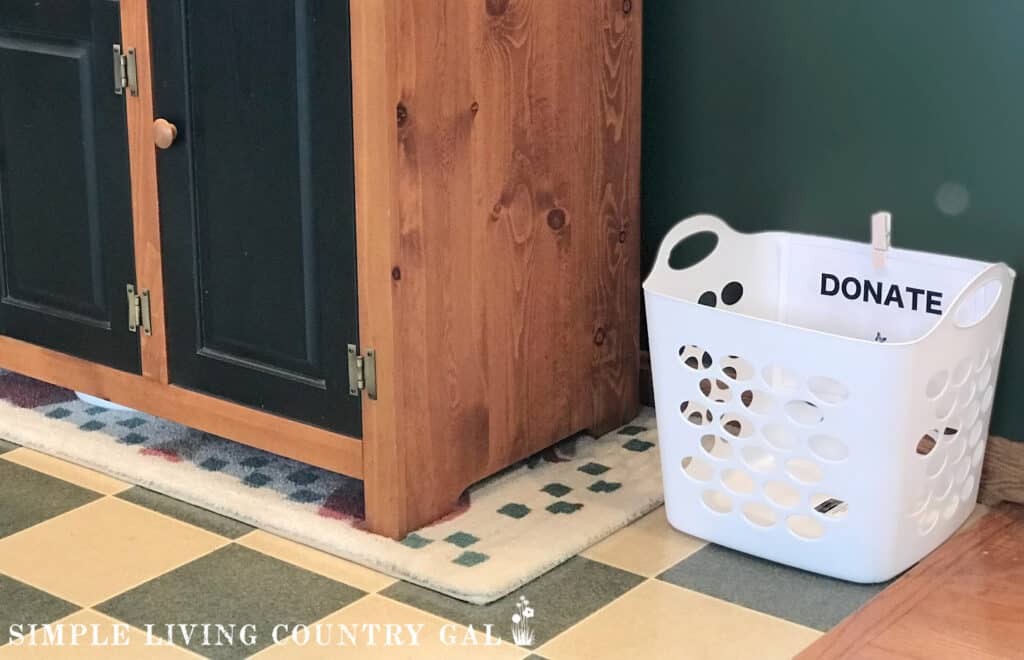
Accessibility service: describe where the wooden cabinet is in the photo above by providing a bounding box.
[149,0,361,436]
[0,0,139,372]
[0,0,642,538]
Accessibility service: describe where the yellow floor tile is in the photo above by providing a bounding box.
[0,609,198,659]
[1,449,130,495]
[236,530,396,593]
[537,580,820,660]
[0,498,226,607]
[581,507,705,576]
[252,594,528,660]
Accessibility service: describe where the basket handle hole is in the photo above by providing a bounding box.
[668,231,719,270]
[953,280,1002,328]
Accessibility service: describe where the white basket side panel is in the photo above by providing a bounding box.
[646,291,918,581]
[897,266,1014,563]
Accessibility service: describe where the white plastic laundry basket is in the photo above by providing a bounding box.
[644,214,1015,582]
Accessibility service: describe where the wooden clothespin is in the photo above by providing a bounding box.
[871,211,891,269]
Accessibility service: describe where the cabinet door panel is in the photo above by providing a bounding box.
[0,0,139,373]
[150,0,360,436]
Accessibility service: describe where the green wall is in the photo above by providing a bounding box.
[642,1,1023,438]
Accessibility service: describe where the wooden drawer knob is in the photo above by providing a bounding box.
[153,118,178,149]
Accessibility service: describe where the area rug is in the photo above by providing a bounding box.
[0,370,663,604]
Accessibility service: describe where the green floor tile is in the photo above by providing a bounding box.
[658,544,891,631]
[0,461,102,539]
[0,574,79,646]
[116,486,254,539]
[96,544,365,660]
[0,438,18,454]
[381,557,644,649]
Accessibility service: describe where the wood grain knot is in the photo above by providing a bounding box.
[622,0,633,14]
[618,228,628,243]
[547,208,567,231]
[485,0,509,16]
[470,101,480,115]
[396,102,409,127]
[593,327,607,346]
[391,267,402,281]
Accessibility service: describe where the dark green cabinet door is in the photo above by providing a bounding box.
[150,0,361,436]
[0,0,139,373]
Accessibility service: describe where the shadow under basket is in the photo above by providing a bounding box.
[644,214,1015,582]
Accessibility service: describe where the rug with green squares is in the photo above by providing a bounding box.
[0,370,663,604]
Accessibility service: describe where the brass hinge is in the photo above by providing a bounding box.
[127,284,152,335]
[113,45,138,96]
[347,344,377,400]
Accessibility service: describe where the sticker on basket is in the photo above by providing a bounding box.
[819,273,943,315]
[813,497,848,517]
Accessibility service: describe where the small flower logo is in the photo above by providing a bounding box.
[510,595,536,647]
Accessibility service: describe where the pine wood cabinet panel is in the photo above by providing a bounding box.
[0,0,643,538]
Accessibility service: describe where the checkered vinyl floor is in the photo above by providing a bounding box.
[0,438,984,659]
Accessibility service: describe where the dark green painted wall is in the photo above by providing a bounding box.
[642,1,1023,438]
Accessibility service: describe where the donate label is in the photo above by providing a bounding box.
[820,273,943,315]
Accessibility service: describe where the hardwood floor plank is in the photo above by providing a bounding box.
[798,504,1024,659]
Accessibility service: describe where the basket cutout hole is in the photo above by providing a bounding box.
[808,434,849,462]
[960,474,976,501]
[981,385,995,413]
[977,364,993,391]
[941,495,962,521]
[953,279,1002,329]
[740,389,775,415]
[963,400,981,430]
[720,355,755,382]
[949,434,967,465]
[680,401,713,427]
[700,434,732,460]
[957,381,977,408]
[954,456,971,484]
[971,442,985,468]
[722,468,756,494]
[967,423,983,449]
[762,364,800,394]
[786,457,823,484]
[926,450,947,479]
[787,515,825,540]
[918,509,940,535]
[679,345,713,371]
[764,481,800,508]
[785,400,824,426]
[742,446,776,473]
[721,281,744,306]
[936,471,955,501]
[976,348,991,372]
[702,489,733,514]
[720,413,753,439]
[910,489,931,517]
[925,370,949,400]
[681,456,714,482]
[762,424,797,451]
[742,502,777,528]
[952,358,973,387]
[668,230,718,270]
[935,390,956,420]
[807,376,849,405]
[811,494,848,519]
[916,431,938,456]
[699,378,732,404]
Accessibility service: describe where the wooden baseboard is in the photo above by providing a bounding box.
[639,350,1024,506]
[979,434,1024,506]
